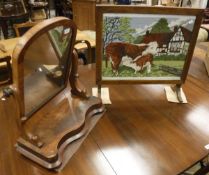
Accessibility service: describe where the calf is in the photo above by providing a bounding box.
[133,53,153,73]
[122,54,153,74]
[122,56,142,74]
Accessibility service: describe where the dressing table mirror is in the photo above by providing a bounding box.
[4,17,104,170]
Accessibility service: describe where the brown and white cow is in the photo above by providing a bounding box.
[133,53,153,73]
[105,42,147,75]
[105,41,158,75]
[122,54,153,74]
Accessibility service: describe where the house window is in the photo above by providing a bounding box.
[170,42,181,52]
[173,30,184,42]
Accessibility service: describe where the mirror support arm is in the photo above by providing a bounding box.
[69,50,88,98]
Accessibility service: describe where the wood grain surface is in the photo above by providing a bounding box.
[0,42,209,175]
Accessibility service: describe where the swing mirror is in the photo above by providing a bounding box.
[12,17,76,120]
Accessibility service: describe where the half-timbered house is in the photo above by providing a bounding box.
[141,26,192,56]
[168,26,191,55]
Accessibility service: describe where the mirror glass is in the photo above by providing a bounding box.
[24,25,72,117]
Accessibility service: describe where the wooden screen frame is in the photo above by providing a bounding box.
[96,5,203,85]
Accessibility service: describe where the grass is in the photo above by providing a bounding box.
[154,54,186,60]
[102,60,185,77]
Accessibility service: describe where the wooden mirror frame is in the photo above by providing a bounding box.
[12,17,76,120]
[9,17,105,170]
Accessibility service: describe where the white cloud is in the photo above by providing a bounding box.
[168,18,194,28]
[135,21,157,35]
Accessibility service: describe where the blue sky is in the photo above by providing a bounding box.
[104,13,195,34]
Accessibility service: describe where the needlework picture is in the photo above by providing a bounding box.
[96,6,203,84]
[102,14,194,80]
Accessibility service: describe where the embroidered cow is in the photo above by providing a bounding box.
[105,41,158,75]
[122,54,153,74]
[133,53,153,73]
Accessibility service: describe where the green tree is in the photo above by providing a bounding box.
[118,18,135,42]
[134,35,144,44]
[103,17,136,47]
[150,18,171,33]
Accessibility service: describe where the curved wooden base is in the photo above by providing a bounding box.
[15,91,105,169]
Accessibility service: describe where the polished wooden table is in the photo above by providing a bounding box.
[0,43,209,175]
[0,37,18,58]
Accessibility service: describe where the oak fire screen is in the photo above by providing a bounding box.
[96,5,203,85]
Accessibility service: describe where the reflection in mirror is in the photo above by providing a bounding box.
[24,26,72,117]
